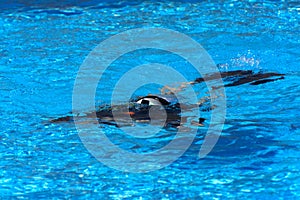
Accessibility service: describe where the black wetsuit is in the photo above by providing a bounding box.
[51,70,284,127]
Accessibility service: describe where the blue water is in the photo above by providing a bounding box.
[1,0,300,198]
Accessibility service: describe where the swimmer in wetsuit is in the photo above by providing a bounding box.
[51,70,284,127]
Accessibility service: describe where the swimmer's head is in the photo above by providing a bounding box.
[135,95,178,106]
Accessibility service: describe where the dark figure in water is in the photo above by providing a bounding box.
[51,70,284,127]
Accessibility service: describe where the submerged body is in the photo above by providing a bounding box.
[52,70,284,127]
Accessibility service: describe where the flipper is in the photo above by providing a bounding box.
[224,72,284,87]
[250,76,284,85]
[191,70,284,87]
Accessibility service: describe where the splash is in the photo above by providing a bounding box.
[230,50,261,70]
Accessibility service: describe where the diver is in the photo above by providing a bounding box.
[51,70,284,127]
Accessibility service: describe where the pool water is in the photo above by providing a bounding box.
[1,0,300,199]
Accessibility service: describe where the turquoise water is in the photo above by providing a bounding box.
[1,0,300,198]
